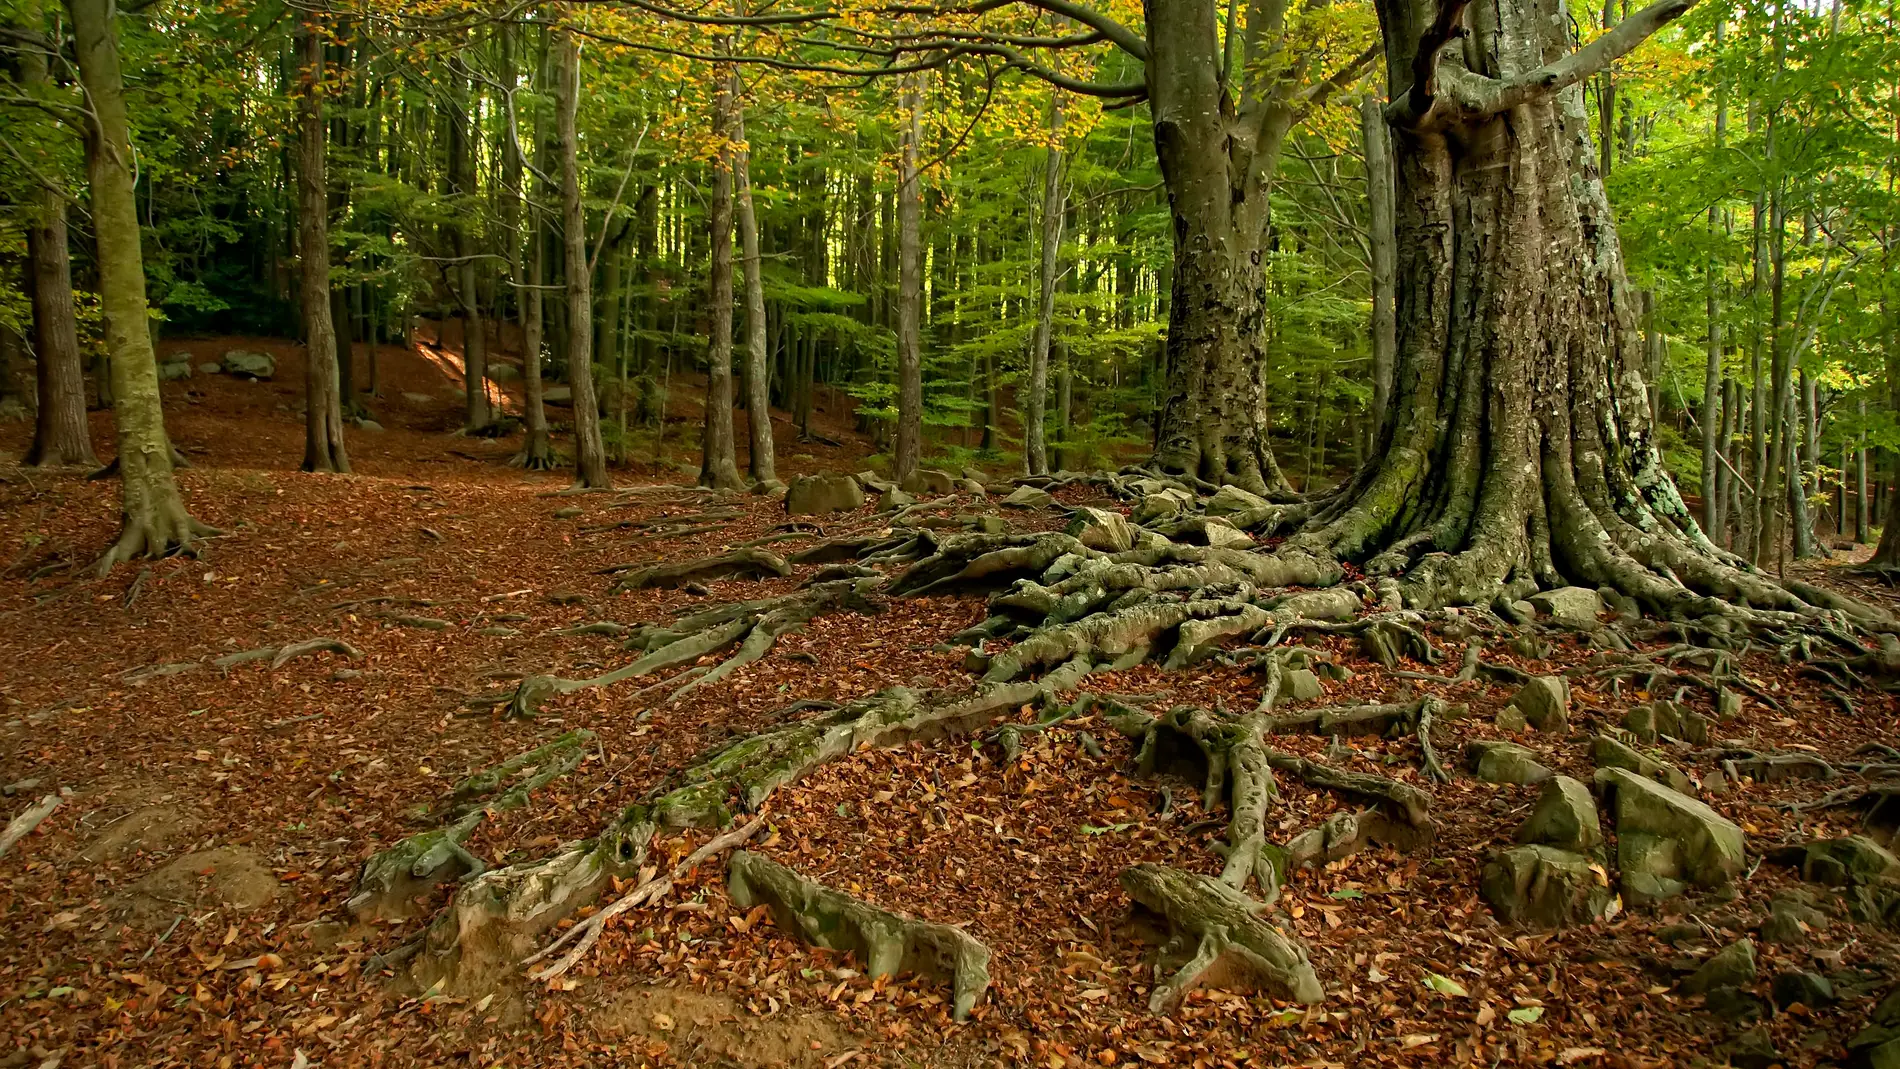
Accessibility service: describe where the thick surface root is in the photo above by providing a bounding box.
[609,548,793,591]
[727,850,992,1021]
[1121,863,1323,1011]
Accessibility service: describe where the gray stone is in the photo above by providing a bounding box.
[1199,518,1254,548]
[1701,768,1730,796]
[354,418,384,432]
[198,361,222,375]
[961,467,986,482]
[1495,704,1529,734]
[1001,485,1055,510]
[1527,586,1602,629]
[877,488,916,513]
[1480,845,1612,928]
[402,391,435,405]
[553,506,584,519]
[485,362,520,382]
[1132,529,1173,551]
[1495,598,1537,626]
[900,468,956,495]
[1705,986,1765,1022]
[1771,970,1835,1009]
[1682,938,1756,994]
[1065,507,1135,552]
[1718,1025,1778,1069]
[1508,676,1570,733]
[1592,734,1697,795]
[1850,989,1900,1068]
[786,473,865,515]
[1760,893,1829,946]
[957,478,987,496]
[541,385,572,405]
[1204,483,1271,516]
[1468,740,1553,785]
[1794,836,1900,887]
[1718,688,1744,719]
[221,349,276,379]
[1284,669,1324,703]
[158,359,194,381]
[855,470,896,494]
[1518,775,1603,855]
[969,514,1007,535]
[1595,767,1745,901]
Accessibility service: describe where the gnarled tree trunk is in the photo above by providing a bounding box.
[68,0,212,570]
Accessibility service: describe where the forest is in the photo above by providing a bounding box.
[3,0,1900,1064]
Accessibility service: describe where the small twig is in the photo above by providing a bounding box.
[141,914,184,960]
[0,792,65,859]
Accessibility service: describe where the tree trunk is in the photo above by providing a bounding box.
[1361,94,1397,452]
[733,93,777,487]
[699,64,743,490]
[1025,90,1065,476]
[556,27,608,489]
[892,70,924,482]
[449,64,489,431]
[68,0,212,570]
[298,9,350,474]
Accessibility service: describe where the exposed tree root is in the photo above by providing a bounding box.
[211,637,362,671]
[405,682,1045,993]
[348,730,594,921]
[726,849,993,1021]
[1121,862,1322,1011]
[467,578,883,717]
[1264,697,1456,785]
[608,548,792,591]
[0,791,64,859]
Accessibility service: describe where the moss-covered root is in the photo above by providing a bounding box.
[347,729,594,921]
[727,850,992,1021]
[609,547,793,592]
[1121,863,1323,1012]
[403,683,1043,993]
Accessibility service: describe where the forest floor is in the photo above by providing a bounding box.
[1,338,1898,1069]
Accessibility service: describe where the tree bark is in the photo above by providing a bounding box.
[733,90,777,487]
[448,62,490,431]
[1361,94,1397,452]
[298,8,350,474]
[893,70,924,482]
[512,54,554,470]
[1025,90,1065,476]
[68,0,212,570]
[556,24,608,489]
[699,63,744,490]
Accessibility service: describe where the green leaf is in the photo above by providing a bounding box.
[1422,972,1468,997]
[1326,888,1365,900]
[1507,1006,1545,1024]
[1080,822,1136,835]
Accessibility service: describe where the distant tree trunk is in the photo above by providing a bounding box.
[68,0,212,570]
[19,0,95,468]
[331,287,354,405]
[1361,94,1396,451]
[512,66,554,470]
[733,90,777,487]
[1857,395,1871,544]
[448,63,489,430]
[892,70,924,482]
[699,64,743,490]
[1024,90,1065,476]
[298,9,350,474]
[556,26,607,489]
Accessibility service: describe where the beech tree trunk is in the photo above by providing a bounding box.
[733,94,777,487]
[556,26,608,489]
[298,10,350,474]
[1361,94,1397,453]
[68,0,212,570]
[448,65,489,431]
[699,65,744,490]
[20,0,96,468]
[892,71,924,482]
[1025,91,1065,477]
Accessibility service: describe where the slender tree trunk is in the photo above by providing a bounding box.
[513,61,554,469]
[68,0,212,570]
[1362,94,1397,452]
[733,91,776,487]
[1858,395,1871,544]
[893,70,925,482]
[449,63,489,430]
[699,63,743,489]
[1025,90,1065,476]
[298,8,350,473]
[556,25,607,489]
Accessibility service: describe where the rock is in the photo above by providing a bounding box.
[553,506,584,519]
[1518,776,1603,855]
[1595,767,1745,902]
[1719,1025,1779,1069]
[1199,518,1254,548]
[198,361,222,375]
[1494,598,1537,625]
[1527,586,1602,629]
[1683,938,1756,994]
[1065,506,1135,552]
[900,468,956,495]
[1495,704,1529,734]
[786,473,865,515]
[854,470,895,494]
[1598,586,1642,623]
[961,467,986,482]
[1507,676,1570,733]
[1133,529,1172,550]
[1468,740,1554,785]
[1702,768,1730,796]
[158,359,193,381]
[1759,892,1829,946]
[401,391,434,405]
[1284,669,1324,703]
[1592,734,1697,795]
[1718,688,1744,720]
[1204,483,1271,516]
[1624,701,1709,745]
[354,418,384,432]
[970,515,1007,535]
[957,478,987,496]
[485,362,520,382]
[542,385,573,405]
[220,349,276,379]
[1704,986,1765,1022]
[1132,493,1187,524]
[1771,970,1835,1009]
[1480,845,1612,928]
[1793,836,1900,887]
[1655,922,1704,947]
[1001,485,1055,510]
[1849,989,1900,1068]
[877,488,916,513]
